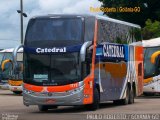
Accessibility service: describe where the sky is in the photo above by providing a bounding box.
[0,0,102,49]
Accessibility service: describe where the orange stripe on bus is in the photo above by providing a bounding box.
[83,76,93,104]
[91,20,98,76]
[8,80,23,86]
[83,20,98,104]
[135,46,144,95]
[144,77,153,84]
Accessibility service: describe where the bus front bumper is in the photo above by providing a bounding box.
[9,85,22,92]
[23,85,84,106]
[143,80,160,93]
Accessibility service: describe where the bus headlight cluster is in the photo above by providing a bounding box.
[23,89,35,94]
[68,85,84,94]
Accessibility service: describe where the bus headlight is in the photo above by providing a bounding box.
[24,89,35,94]
[68,85,84,94]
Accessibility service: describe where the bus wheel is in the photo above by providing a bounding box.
[120,87,129,105]
[38,105,48,112]
[128,89,134,104]
[13,91,22,94]
[85,88,99,111]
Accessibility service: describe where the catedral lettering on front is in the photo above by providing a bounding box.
[13,14,143,111]
[36,47,66,53]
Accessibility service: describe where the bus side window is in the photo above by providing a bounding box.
[138,63,142,76]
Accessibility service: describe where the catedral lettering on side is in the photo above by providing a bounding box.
[103,44,124,58]
[36,47,66,53]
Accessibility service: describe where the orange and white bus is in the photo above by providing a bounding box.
[143,38,160,95]
[14,14,143,111]
[0,48,23,94]
[0,49,11,90]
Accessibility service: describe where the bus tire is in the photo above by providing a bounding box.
[38,105,48,112]
[85,88,99,111]
[129,89,134,104]
[120,87,129,105]
[13,91,22,94]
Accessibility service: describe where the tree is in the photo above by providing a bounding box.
[98,0,160,27]
[142,19,160,39]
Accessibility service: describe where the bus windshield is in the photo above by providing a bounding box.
[24,52,81,86]
[25,18,83,42]
[0,52,23,80]
[0,52,12,80]
[0,52,4,64]
[144,47,160,78]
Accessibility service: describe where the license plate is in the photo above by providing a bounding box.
[46,99,56,104]
[14,87,17,90]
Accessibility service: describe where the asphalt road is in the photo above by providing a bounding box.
[0,90,160,120]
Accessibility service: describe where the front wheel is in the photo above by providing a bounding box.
[85,88,99,111]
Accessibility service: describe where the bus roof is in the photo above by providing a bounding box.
[143,37,160,47]
[130,41,142,46]
[0,48,23,53]
[31,14,141,29]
